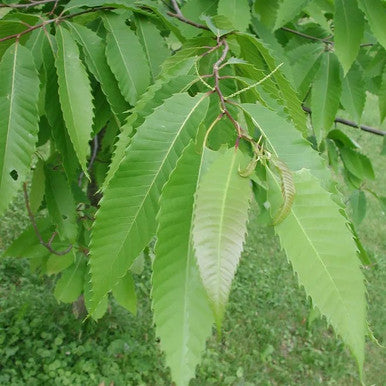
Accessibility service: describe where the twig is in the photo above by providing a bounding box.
[167,0,209,30]
[0,0,56,8]
[302,106,386,136]
[23,183,73,256]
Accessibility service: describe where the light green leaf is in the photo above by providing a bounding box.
[66,21,128,120]
[311,52,342,141]
[254,0,279,30]
[46,251,75,275]
[379,67,386,123]
[55,25,94,175]
[201,14,235,37]
[113,270,137,315]
[236,34,308,135]
[217,0,250,31]
[349,190,367,226]
[334,0,364,74]
[29,158,45,214]
[340,147,375,181]
[267,169,366,373]
[153,143,213,386]
[357,0,386,50]
[0,42,40,216]
[90,93,209,313]
[341,63,366,123]
[45,165,78,242]
[274,0,311,30]
[103,14,150,105]
[193,148,251,328]
[25,27,46,69]
[54,258,86,303]
[84,271,108,320]
[64,0,133,12]
[134,15,169,82]
[241,103,331,188]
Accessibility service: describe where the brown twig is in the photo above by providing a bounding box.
[302,106,386,136]
[23,183,73,256]
[0,0,56,8]
[167,0,209,30]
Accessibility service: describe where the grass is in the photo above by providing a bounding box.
[0,95,385,385]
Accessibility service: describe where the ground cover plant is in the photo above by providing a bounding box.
[0,0,385,384]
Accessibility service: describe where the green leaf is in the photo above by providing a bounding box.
[90,93,209,313]
[349,190,367,226]
[267,168,366,373]
[334,0,364,74]
[45,165,78,242]
[54,258,86,303]
[55,25,94,175]
[327,129,360,149]
[217,0,250,31]
[201,14,235,37]
[311,52,342,141]
[341,63,366,123]
[134,15,169,82]
[357,0,386,50]
[254,0,279,30]
[340,147,375,181]
[270,159,296,225]
[46,251,75,275]
[193,148,251,328]
[25,27,46,70]
[379,67,386,123]
[66,21,128,120]
[0,42,40,216]
[241,103,331,188]
[153,143,213,386]
[2,218,53,259]
[84,270,108,320]
[29,159,45,214]
[236,34,308,135]
[113,270,137,315]
[103,14,150,105]
[64,0,133,12]
[274,0,311,30]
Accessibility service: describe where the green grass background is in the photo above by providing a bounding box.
[0,96,384,385]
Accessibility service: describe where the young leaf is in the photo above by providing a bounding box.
[103,14,150,105]
[193,148,251,328]
[113,270,137,315]
[311,52,342,141]
[341,63,366,123]
[217,0,251,32]
[267,168,366,373]
[153,143,213,386]
[357,0,386,50]
[90,93,209,313]
[134,15,169,82]
[55,25,94,175]
[66,21,128,120]
[334,0,364,74]
[0,42,40,216]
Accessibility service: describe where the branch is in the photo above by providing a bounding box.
[167,0,209,30]
[23,183,73,256]
[0,0,57,8]
[302,106,386,136]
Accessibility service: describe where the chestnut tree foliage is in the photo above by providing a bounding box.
[1,0,385,384]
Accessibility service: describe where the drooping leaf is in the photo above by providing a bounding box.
[113,270,137,315]
[311,52,342,141]
[270,159,296,225]
[153,143,213,386]
[349,190,367,226]
[217,0,251,32]
[379,67,386,123]
[193,148,251,328]
[45,165,78,242]
[66,21,128,121]
[341,63,366,123]
[103,13,150,105]
[84,270,108,320]
[54,258,86,303]
[274,0,311,30]
[267,168,366,373]
[55,25,94,175]
[340,147,375,181]
[334,0,364,74]
[25,27,46,69]
[0,42,40,216]
[90,93,209,313]
[327,129,360,149]
[46,251,75,275]
[134,15,169,82]
[357,0,386,50]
